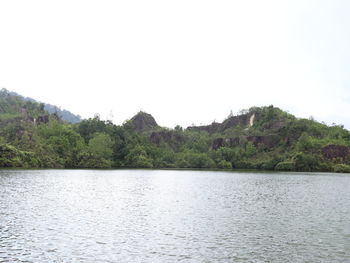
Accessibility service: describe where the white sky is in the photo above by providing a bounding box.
[0,0,349,128]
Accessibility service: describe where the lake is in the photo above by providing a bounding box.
[0,169,349,262]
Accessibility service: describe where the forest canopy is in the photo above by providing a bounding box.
[0,89,349,173]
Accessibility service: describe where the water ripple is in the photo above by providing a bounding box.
[0,170,349,262]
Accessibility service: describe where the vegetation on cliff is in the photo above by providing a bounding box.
[1,88,81,123]
[0,89,349,172]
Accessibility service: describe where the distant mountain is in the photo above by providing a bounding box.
[43,104,81,124]
[2,88,81,123]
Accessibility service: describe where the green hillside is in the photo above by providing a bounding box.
[3,89,81,123]
[0,90,349,172]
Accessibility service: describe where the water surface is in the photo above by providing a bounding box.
[0,169,349,262]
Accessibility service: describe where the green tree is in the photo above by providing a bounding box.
[88,132,113,159]
[125,145,153,168]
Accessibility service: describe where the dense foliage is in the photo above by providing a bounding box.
[2,89,81,123]
[1,89,349,173]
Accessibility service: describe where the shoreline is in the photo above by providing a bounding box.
[0,167,349,175]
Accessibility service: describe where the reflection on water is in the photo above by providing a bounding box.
[0,169,349,262]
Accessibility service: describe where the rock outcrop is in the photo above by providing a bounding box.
[212,135,280,150]
[322,145,350,160]
[187,113,254,134]
[246,135,280,148]
[149,130,186,151]
[150,130,185,145]
[212,137,241,150]
[37,115,50,124]
[131,111,159,132]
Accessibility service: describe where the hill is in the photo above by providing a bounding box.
[3,89,81,123]
[0,91,349,172]
[130,111,159,132]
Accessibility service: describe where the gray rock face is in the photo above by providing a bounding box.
[131,111,159,132]
[187,114,253,134]
[150,130,185,145]
[322,145,350,160]
[212,135,280,150]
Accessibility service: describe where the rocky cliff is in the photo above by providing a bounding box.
[130,111,159,132]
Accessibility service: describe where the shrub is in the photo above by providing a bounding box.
[333,164,350,173]
[217,160,232,169]
[183,152,216,168]
[293,152,320,171]
[260,158,282,170]
[275,161,295,171]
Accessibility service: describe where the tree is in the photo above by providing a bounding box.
[218,160,232,169]
[88,132,113,159]
[77,132,114,168]
[125,145,153,168]
[38,121,85,167]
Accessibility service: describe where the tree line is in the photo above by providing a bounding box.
[0,90,349,173]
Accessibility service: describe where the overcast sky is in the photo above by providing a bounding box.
[0,0,349,128]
